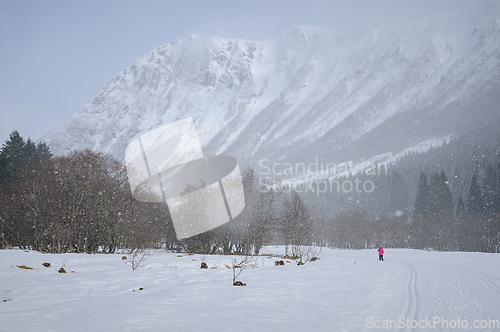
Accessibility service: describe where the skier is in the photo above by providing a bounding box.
[377,247,384,261]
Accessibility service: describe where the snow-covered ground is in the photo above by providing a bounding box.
[1,247,499,331]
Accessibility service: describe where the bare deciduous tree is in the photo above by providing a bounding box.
[2,150,171,253]
[282,191,312,258]
[231,255,256,286]
[125,248,149,270]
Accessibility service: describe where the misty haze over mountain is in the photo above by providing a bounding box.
[42,3,500,180]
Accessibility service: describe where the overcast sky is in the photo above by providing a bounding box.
[0,0,483,145]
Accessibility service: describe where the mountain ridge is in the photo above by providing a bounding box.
[42,3,500,179]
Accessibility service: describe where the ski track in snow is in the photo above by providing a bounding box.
[400,263,419,332]
[466,269,500,297]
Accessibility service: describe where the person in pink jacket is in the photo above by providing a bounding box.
[377,247,384,261]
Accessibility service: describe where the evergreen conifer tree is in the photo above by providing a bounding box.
[497,161,500,212]
[0,130,52,189]
[466,174,484,214]
[483,164,498,214]
[456,194,466,217]
[414,172,430,216]
[36,142,52,160]
[429,172,441,217]
[439,171,453,219]
[0,130,26,185]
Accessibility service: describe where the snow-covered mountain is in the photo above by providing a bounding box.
[42,3,500,177]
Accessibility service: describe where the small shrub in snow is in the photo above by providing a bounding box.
[231,256,256,286]
[58,268,66,273]
[42,263,51,267]
[200,262,208,269]
[125,248,148,270]
[293,246,323,264]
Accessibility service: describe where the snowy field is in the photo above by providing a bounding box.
[1,247,499,332]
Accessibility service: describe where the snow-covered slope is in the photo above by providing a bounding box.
[1,248,499,331]
[42,3,500,176]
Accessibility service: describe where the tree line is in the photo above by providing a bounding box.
[2,128,499,254]
[300,128,500,253]
[0,131,171,252]
[0,131,313,256]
